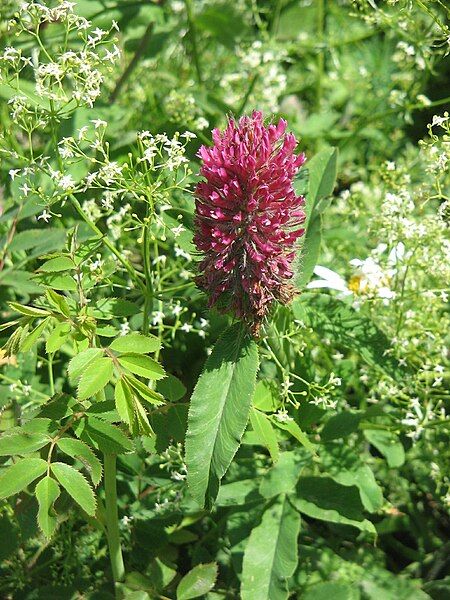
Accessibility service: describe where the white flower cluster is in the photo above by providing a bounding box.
[164,90,209,131]
[222,41,287,113]
[1,1,120,110]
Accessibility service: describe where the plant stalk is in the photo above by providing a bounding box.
[104,453,125,590]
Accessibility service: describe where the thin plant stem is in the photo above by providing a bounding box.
[68,194,148,296]
[110,21,155,103]
[142,222,154,335]
[184,0,203,85]
[316,0,325,111]
[48,353,55,395]
[104,453,125,591]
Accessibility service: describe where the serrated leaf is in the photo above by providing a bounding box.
[51,462,96,515]
[118,354,165,380]
[125,375,164,405]
[8,302,50,317]
[56,437,102,486]
[185,323,259,508]
[68,348,104,381]
[250,409,279,463]
[0,429,50,456]
[74,416,133,454]
[46,322,71,354]
[77,357,113,400]
[241,495,301,600]
[35,476,60,538]
[0,457,47,499]
[45,290,71,317]
[20,317,51,353]
[110,333,160,354]
[176,562,218,600]
[114,377,134,426]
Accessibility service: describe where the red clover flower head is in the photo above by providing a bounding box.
[194,111,306,334]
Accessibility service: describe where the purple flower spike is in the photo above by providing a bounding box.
[194,111,306,335]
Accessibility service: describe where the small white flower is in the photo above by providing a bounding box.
[152,311,165,326]
[172,224,185,238]
[19,183,31,196]
[120,320,130,336]
[92,119,107,129]
[37,210,51,223]
[180,323,193,333]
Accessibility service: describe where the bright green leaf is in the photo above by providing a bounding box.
[364,430,405,468]
[115,377,135,426]
[0,457,47,499]
[241,495,301,600]
[250,409,279,463]
[51,462,96,516]
[0,429,50,456]
[56,437,102,486]
[46,322,71,354]
[38,256,75,273]
[35,476,60,538]
[77,357,113,400]
[185,323,259,508]
[110,332,160,354]
[118,354,165,380]
[68,348,104,381]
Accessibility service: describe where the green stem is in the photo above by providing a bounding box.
[142,223,154,335]
[184,0,203,85]
[316,0,325,111]
[104,453,125,590]
[69,194,147,296]
[48,353,55,396]
[110,20,155,103]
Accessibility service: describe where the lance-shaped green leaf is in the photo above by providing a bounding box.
[241,495,301,600]
[20,317,51,353]
[176,562,218,600]
[110,332,160,354]
[0,457,47,499]
[294,147,338,289]
[250,408,279,463]
[56,437,102,486]
[68,348,104,381]
[35,476,60,538]
[77,357,113,400]
[291,476,376,534]
[8,302,50,317]
[118,353,165,380]
[0,428,50,456]
[46,322,71,354]
[185,323,259,508]
[74,416,133,455]
[51,462,96,516]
